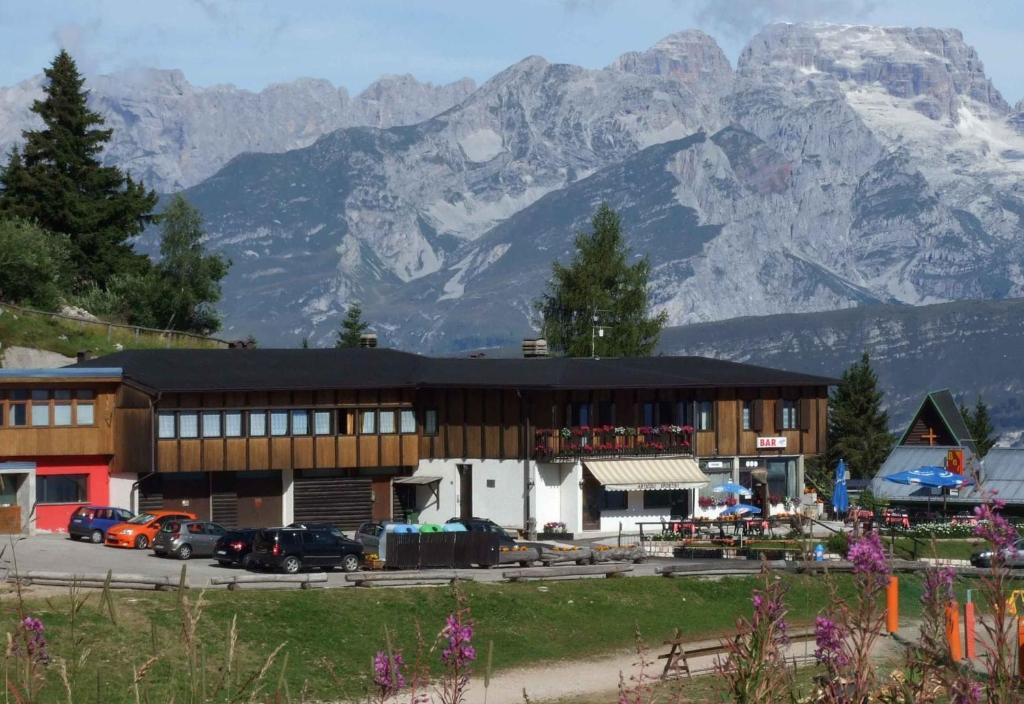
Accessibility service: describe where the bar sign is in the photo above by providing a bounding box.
[757,436,787,449]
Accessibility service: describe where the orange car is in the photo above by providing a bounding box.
[105,510,199,549]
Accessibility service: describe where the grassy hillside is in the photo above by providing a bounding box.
[0,303,226,361]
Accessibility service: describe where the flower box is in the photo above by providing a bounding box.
[538,531,574,540]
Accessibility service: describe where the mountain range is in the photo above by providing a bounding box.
[2,23,1023,360]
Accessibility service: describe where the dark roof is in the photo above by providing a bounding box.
[71,348,838,394]
[898,389,975,450]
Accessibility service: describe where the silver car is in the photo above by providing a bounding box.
[153,520,227,560]
[971,537,1024,568]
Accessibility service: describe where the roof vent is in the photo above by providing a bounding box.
[359,333,378,349]
[522,338,549,358]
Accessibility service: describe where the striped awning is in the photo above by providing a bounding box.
[583,458,709,492]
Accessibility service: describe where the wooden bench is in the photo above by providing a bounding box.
[10,571,185,591]
[209,573,328,590]
[658,627,817,679]
[344,571,464,587]
[502,563,632,582]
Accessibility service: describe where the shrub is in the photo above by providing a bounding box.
[0,218,72,308]
[826,531,848,556]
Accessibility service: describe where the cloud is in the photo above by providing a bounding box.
[693,0,880,38]
[50,20,102,72]
[558,0,616,14]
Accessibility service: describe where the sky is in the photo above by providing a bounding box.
[0,0,1022,102]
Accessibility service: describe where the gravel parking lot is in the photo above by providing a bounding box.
[0,534,749,589]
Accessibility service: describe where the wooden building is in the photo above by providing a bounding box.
[4,348,835,534]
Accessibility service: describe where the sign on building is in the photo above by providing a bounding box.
[756,436,788,449]
[946,448,964,475]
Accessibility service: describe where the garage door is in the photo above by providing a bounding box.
[292,471,372,531]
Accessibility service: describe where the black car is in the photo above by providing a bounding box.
[446,517,517,547]
[214,529,258,567]
[250,526,363,574]
[286,522,346,538]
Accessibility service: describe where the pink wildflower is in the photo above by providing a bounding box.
[847,531,890,579]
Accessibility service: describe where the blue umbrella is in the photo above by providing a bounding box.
[712,482,752,497]
[722,503,761,516]
[833,459,849,514]
[883,466,974,488]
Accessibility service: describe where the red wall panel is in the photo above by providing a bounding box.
[34,456,110,532]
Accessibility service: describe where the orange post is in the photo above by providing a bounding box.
[1018,618,1024,679]
[886,576,899,634]
[946,601,963,661]
[964,596,976,659]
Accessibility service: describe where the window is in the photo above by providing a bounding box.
[597,400,615,426]
[675,401,692,427]
[742,401,753,431]
[270,411,289,436]
[291,410,310,435]
[201,412,222,438]
[313,410,332,435]
[337,409,355,435]
[400,409,416,434]
[10,390,27,426]
[569,402,590,427]
[642,402,655,427]
[360,410,377,434]
[780,400,799,430]
[53,390,72,426]
[75,389,95,425]
[178,412,199,439]
[658,401,673,426]
[379,410,396,434]
[601,490,628,510]
[36,475,87,504]
[248,411,267,437]
[696,401,714,431]
[224,411,243,437]
[423,409,438,436]
[158,412,176,439]
[643,490,686,510]
[30,390,49,426]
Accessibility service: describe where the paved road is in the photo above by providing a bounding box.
[1,534,765,589]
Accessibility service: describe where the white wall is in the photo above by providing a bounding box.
[109,473,135,512]
[281,468,294,525]
[599,490,672,533]
[411,460,459,526]
[560,463,582,533]
[413,459,526,529]
[534,463,563,527]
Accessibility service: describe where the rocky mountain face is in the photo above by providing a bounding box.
[154,23,1024,349]
[0,69,475,191]
[658,298,1024,441]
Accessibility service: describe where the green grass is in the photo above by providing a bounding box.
[884,537,983,562]
[0,303,223,358]
[3,573,936,703]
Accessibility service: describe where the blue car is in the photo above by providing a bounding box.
[68,506,134,543]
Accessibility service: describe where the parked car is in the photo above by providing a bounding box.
[354,521,397,553]
[214,529,258,567]
[286,522,346,538]
[68,506,134,543]
[153,520,227,560]
[446,517,517,547]
[105,510,199,549]
[971,538,1024,568]
[249,526,363,574]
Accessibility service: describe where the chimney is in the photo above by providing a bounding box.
[359,333,378,348]
[76,351,93,364]
[522,338,549,358]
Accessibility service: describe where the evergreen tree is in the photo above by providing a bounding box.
[0,50,157,288]
[826,352,894,479]
[336,304,370,348]
[961,396,998,458]
[143,195,230,334]
[536,203,666,357]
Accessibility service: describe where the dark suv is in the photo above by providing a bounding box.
[250,527,363,574]
[446,517,517,547]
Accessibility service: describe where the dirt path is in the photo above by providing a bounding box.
[461,629,908,704]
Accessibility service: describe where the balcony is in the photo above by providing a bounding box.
[533,424,694,462]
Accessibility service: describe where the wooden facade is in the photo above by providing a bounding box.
[129,384,830,473]
[0,379,118,459]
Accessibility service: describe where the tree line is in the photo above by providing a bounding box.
[0,51,228,335]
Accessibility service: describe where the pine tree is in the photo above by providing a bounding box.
[961,396,998,458]
[145,195,230,334]
[826,352,894,479]
[0,50,157,288]
[336,304,370,348]
[536,203,667,357]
